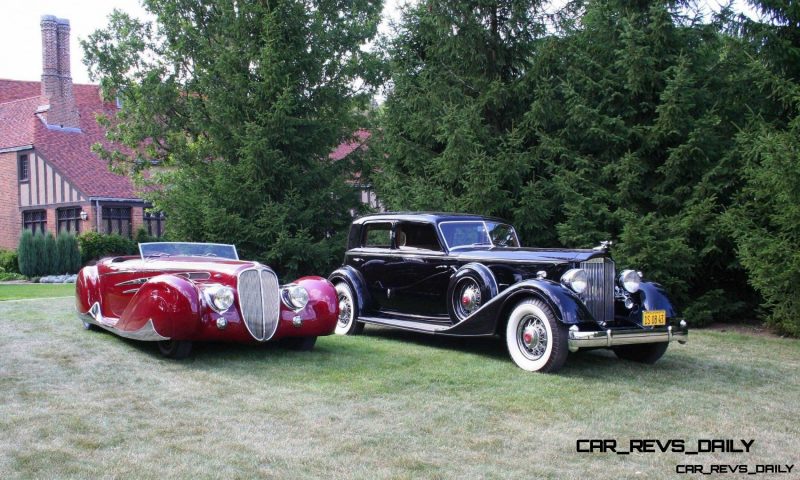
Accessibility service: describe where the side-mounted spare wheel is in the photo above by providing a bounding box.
[334,281,364,335]
[447,264,498,324]
[612,342,669,364]
[157,340,193,359]
[505,298,568,373]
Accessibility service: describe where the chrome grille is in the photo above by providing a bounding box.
[580,257,615,323]
[237,268,281,341]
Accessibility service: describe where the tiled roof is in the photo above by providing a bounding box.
[0,95,40,149]
[0,79,137,199]
[2,79,369,200]
[329,129,370,160]
[0,79,39,104]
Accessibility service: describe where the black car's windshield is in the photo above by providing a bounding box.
[439,221,520,249]
[139,242,239,260]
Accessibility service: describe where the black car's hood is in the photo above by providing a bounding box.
[449,247,604,264]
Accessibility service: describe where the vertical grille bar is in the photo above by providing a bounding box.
[260,269,281,340]
[237,267,281,341]
[579,258,615,323]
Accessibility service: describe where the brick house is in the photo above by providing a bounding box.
[0,16,160,250]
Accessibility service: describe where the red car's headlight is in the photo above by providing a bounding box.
[203,285,235,313]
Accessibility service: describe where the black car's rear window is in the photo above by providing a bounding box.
[362,223,392,248]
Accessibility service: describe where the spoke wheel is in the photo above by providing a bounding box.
[451,277,482,322]
[334,282,363,335]
[505,299,568,373]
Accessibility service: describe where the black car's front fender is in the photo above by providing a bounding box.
[445,279,595,336]
[328,266,372,314]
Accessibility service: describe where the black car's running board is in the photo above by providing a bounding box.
[358,316,452,334]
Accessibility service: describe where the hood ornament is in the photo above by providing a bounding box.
[593,240,613,251]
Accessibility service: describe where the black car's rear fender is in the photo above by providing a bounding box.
[329,266,372,313]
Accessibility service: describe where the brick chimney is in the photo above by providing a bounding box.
[40,15,80,129]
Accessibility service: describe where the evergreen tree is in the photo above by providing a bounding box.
[82,0,383,278]
[17,231,34,277]
[373,0,759,323]
[726,1,800,334]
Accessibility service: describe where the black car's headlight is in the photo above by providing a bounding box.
[282,284,309,311]
[203,285,235,313]
[619,269,641,293]
[561,268,588,294]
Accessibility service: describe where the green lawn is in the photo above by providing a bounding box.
[0,283,74,301]
[0,297,797,479]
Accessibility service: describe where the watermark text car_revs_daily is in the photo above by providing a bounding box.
[576,438,795,476]
[576,438,755,455]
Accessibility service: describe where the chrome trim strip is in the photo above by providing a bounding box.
[122,288,140,295]
[78,302,169,341]
[567,322,688,352]
[115,277,150,287]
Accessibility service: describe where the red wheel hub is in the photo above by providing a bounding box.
[523,331,533,344]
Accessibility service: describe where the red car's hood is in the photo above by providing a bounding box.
[96,256,263,277]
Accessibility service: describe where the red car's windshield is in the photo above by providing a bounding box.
[139,242,239,260]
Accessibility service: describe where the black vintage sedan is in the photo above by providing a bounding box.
[329,212,688,372]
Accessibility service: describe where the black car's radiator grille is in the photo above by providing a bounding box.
[238,268,281,341]
[579,257,615,323]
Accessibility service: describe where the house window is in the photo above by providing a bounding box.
[22,210,46,234]
[18,154,29,182]
[57,207,82,234]
[144,210,165,238]
[102,206,132,238]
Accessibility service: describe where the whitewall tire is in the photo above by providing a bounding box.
[334,282,364,335]
[505,299,568,373]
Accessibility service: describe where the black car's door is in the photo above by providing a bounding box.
[388,222,455,319]
[345,221,395,312]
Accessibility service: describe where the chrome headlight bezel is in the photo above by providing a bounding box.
[281,284,309,311]
[619,269,641,293]
[561,268,588,294]
[203,284,235,313]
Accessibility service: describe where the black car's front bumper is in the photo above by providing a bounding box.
[567,320,688,352]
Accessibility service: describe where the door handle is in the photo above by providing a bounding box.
[435,265,454,271]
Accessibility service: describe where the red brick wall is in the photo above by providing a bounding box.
[82,204,96,233]
[45,208,56,236]
[0,152,21,250]
[131,206,144,236]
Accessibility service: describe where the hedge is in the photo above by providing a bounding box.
[77,231,137,264]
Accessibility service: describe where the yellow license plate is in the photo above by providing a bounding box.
[643,310,666,326]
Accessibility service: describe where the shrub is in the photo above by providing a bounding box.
[31,233,48,276]
[135,227,157,245]
[18,230,35,277]
[78,232,137,264]
[56,233,82,274]
[0,272,26,281]
[0,249,18,273]
[43,233,57,275]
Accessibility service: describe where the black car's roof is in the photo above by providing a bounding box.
[352,212,507,225]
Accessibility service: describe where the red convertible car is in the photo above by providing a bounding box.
[76,242,338,358]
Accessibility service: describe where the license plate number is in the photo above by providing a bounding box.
[643,310,666,326]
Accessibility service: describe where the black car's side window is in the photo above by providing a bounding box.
[396,222,442,251]
[362,223,392,248]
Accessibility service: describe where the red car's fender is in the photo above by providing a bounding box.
[273,276,339,340]
[118,274,203,339]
